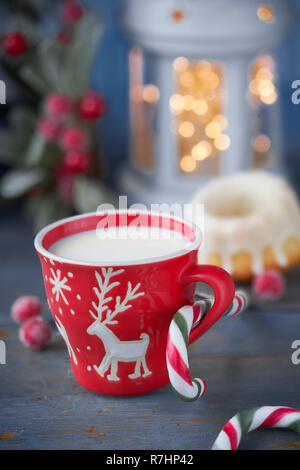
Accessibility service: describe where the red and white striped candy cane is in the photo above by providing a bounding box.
[212,406,300,450]
[166,291,249,401]
[224,290,249,317]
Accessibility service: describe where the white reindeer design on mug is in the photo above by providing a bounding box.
[87,268,152,381]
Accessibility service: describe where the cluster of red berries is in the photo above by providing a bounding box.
[11,296,52,350]
[2,2,85,56]
[37,90,106,202]
[57,1,85,45]
[1,2,105,205]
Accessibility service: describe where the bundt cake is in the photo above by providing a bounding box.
[190,171,300,282]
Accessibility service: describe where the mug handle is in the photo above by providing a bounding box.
[180,264,235,344]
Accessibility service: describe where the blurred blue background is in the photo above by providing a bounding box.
[82,0,300,186]
[84,0,129,168]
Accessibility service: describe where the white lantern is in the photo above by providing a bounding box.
[120,0,294,204]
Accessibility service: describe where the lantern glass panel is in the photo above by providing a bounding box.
[171,58,227,175]
[129,46,159,172]
[249,54,278,168]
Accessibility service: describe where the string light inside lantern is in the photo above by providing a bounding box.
[250,55,276,167]
[249,55,277,105]
[171,58,225,174]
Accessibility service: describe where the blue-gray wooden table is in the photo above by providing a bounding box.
[1,212,300,450]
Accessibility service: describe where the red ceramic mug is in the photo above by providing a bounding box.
[34,210,235,396]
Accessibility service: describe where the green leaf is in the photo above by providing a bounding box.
[0,168,46,199]
[18,13,102,97]
[19,62,51,95]
[60,14,102,97]
[36,40,67,92]
[24,133,47,167]
[73,176,117,214]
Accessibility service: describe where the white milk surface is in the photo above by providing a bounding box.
[49,227,191,263]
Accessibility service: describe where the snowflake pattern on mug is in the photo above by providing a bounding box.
[49,268,71,305]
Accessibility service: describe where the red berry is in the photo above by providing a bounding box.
[11,296,42,324]
[45,93,73,118]
[62,150,91,174]
[62,1,84,24]
[78,92,107,121]
[19,317,51,350]
[3,32,28,57]
[253,269,286,301]
[37,118,61,141]
[60,126,88,150]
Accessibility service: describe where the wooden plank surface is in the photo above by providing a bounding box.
[1,212,300,450]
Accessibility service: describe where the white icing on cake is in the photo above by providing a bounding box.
[189,171,300,274]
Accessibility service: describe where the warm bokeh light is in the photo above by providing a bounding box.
[191,141,212,161]
[250,55,277,106]
[172,9,185,23]
[193,99,208,115]
[213,114,228,130]
[205,122,222,139]
[180,71,195,88]
[173,57,189,73]
[169,94,184,114]
[248,55,276,167]
[257,79,275,97]
[179,121,195,138]
[252,134,271,153]
[256,67,274,81]
[180,155,197,172]
[260,91,277,104]
[183,94,195,110]
[206,71,220,89]
[142,84,160,103]
[257,5,274,23]
[214,134,231,151]
[173,57,223,173]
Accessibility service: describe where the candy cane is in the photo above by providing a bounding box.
[223,290,249,317]
[212,406,300,450]
[166,291,248,402]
